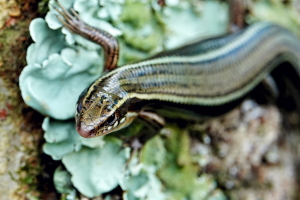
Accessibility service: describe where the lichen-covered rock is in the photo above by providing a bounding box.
[15,0,300,199]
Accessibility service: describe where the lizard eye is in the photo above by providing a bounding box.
[106,113,117,126]
[76,102,83,113]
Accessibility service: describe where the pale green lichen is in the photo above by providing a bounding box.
[162,1,228,49]
[20,18,103,120]
[43,118,82,160]
[248,0,300,35]
[62,138,129,197]
[140,126,226,200]
[120,163,166,200]
[42,118,105,160]
[53,166,73,194]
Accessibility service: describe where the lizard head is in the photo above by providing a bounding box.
[75,87,137,138]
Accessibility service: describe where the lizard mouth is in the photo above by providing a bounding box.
[76,121,96,138]
[76,121,113,138]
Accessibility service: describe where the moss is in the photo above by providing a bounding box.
[118,41,150,64]
[157,127,198,199]
[122,28,163,52]
[118,0,164,53]
[38,0,50,15]
[119,0,152,28]
[0,2,54,199]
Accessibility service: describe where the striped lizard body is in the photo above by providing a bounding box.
[71,22,300,137]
